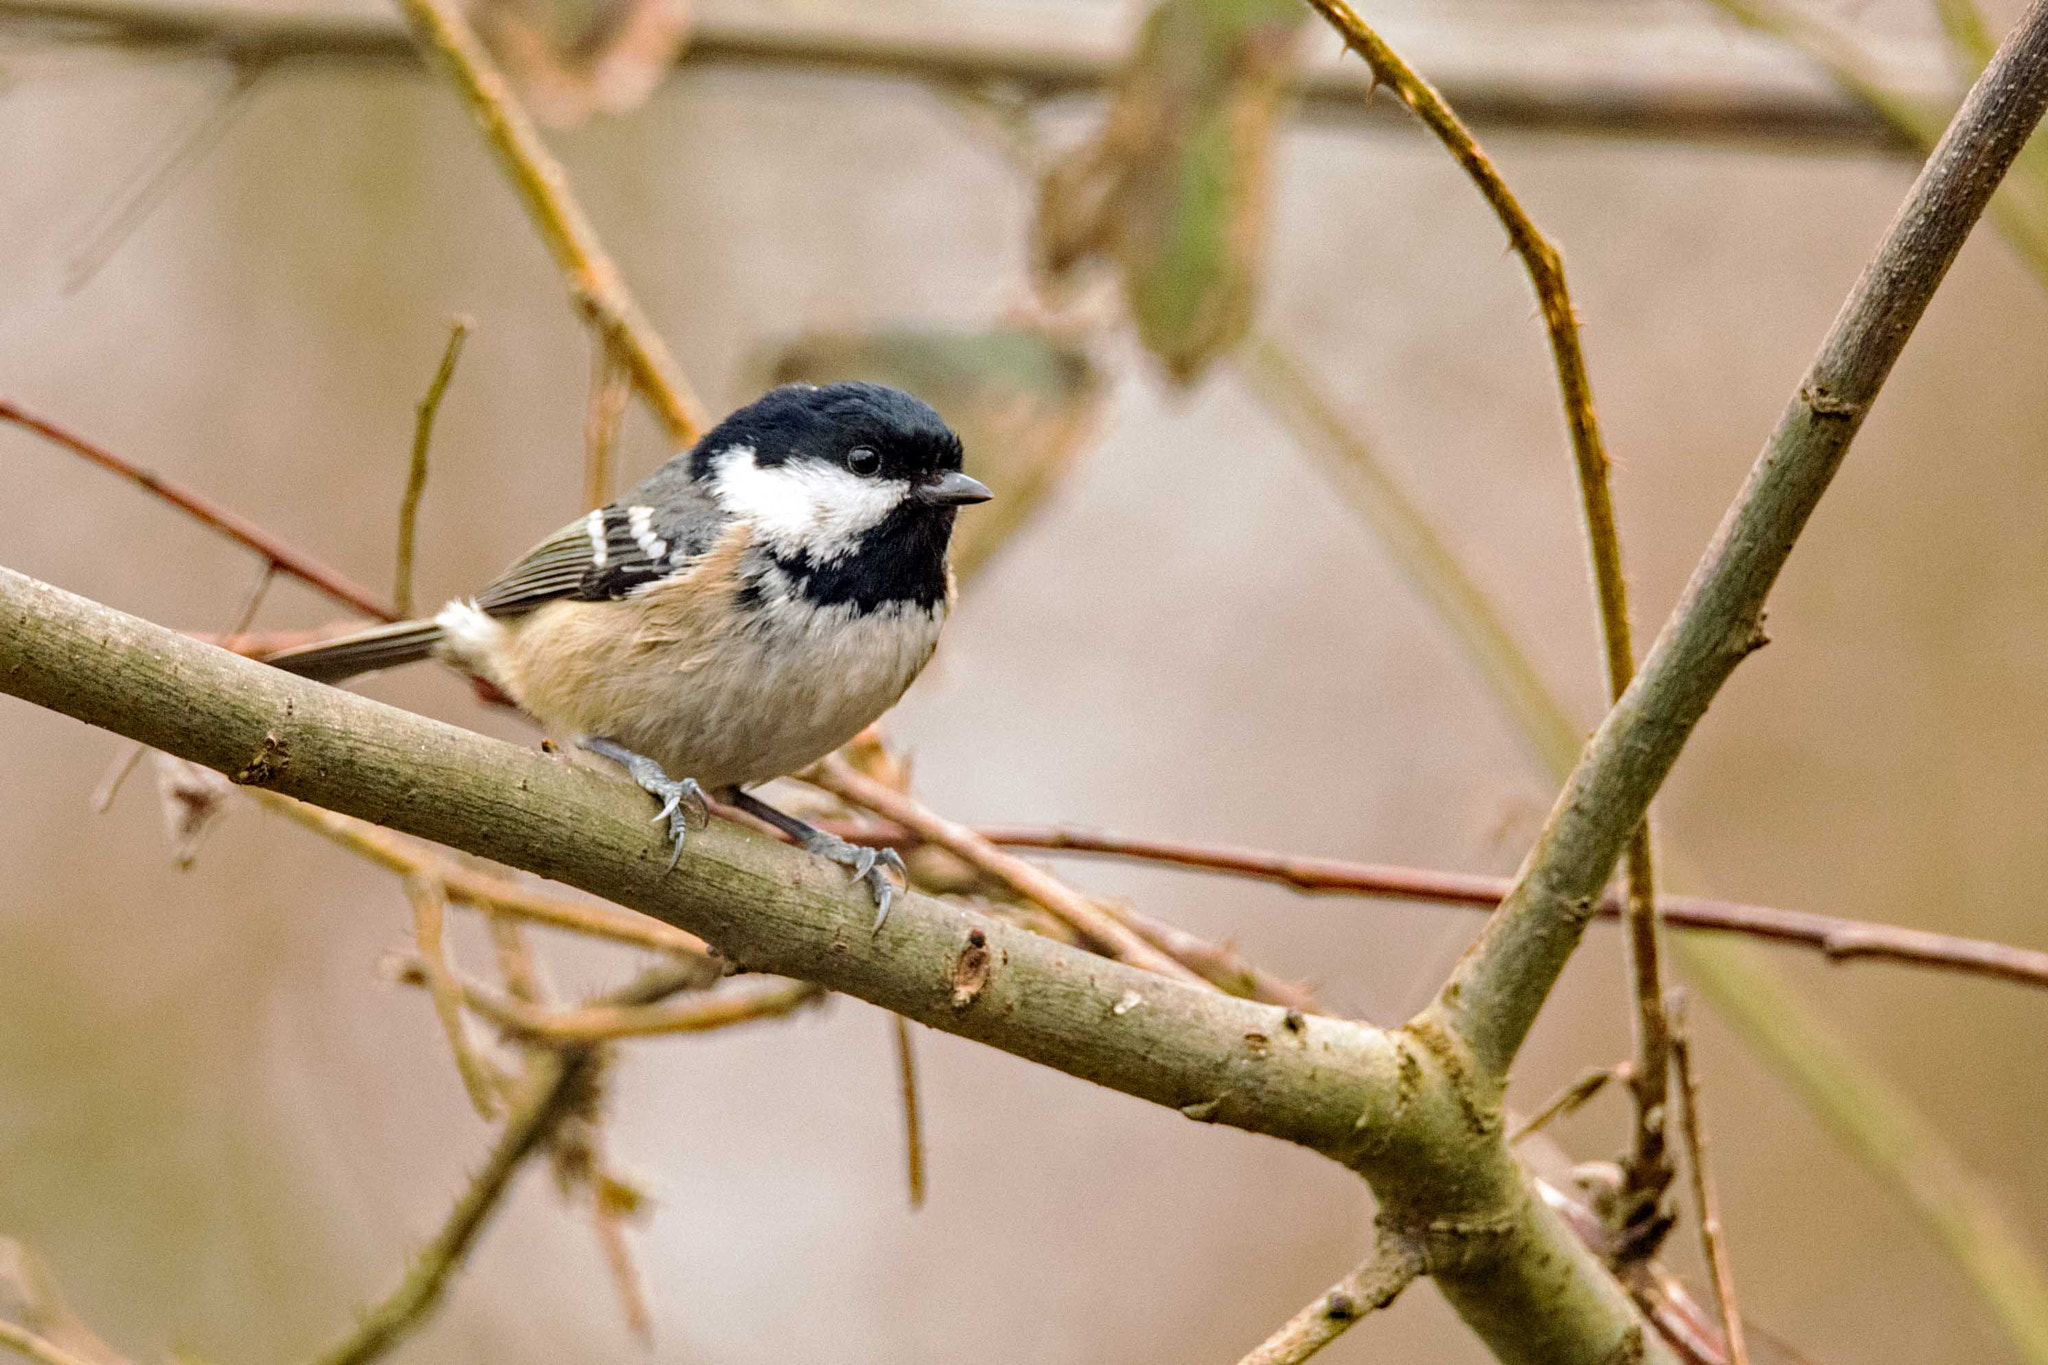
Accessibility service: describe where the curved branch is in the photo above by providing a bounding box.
[0,566,1673,1365]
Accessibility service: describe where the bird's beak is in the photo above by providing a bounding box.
[915,471,994,506]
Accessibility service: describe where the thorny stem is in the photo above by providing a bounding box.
[394,316,469,616]
[1299,0,1675,1235]
[1,398,395,621]
[388,0,709,447]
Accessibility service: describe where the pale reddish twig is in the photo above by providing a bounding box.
[823,820,2048,994]
[2,398,395,621]
[805,756,1207,986]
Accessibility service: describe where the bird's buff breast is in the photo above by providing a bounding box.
[490,585,946,791]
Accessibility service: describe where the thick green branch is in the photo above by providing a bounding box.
[0,565,1675,1365]
[1427,0,2048,1077]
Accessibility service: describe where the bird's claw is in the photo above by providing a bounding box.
[802,832,908,930]
[645,775,708,869]
[580,738,706,871]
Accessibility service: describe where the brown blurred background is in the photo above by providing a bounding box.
[3,0,2047,1360]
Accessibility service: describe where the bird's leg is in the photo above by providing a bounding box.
[724,787,907,930]
[580,737,707,870]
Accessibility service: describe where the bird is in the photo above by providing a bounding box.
[263,381,991,924]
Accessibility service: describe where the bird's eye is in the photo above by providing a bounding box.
[846,446,882,477]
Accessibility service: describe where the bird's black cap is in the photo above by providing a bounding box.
[693,381,965,483]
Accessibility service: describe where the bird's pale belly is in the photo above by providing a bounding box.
[496,594,946,791]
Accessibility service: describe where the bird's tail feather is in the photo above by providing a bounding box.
[263,619,444,683]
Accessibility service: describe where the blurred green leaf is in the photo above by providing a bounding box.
[1036,0,1305,384]
[759,326,1107,580]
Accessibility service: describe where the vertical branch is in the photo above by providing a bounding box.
[405,869,506,1119]
[389,0,709,447]
[893,1014,928,1209]
[1299,0,1673,1219]
[1670,996,1750,1365]
[394,316,470,616]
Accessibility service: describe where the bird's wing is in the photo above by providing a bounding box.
[475,481,728,616]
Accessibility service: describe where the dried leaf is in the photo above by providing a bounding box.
[1035,0,1305,383]
[468,0,689,126]
[152,751,235,869]
[760,325,1106,579]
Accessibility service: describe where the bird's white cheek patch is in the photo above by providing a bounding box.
[710,444,907,561]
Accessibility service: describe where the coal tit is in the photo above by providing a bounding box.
[266,382,991,921]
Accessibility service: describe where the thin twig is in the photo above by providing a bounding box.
[1234,1234,1425,1365]
[1510,1064,1627,1145]
[1108,901,1321,1012]
[308,961,705,1365]
[250,788,714,958]
[2,398,395,620]
[820,818,2048,994]
[893,1014,927,1209]
[392,962,823,1043]
[0,0,1930,152]
[807,756,1207,986]
[583,338,630,511]
[64,56,270,294]
[1670,996,1750,1365]
[389,0,707,446]
[1299,0,1676,1236]
[395,317,470,616]
[585,1162,653,1345]
[404,870,506,1118]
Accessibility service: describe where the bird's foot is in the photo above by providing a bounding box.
[581,738,707,870]
[800,831,909,930]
